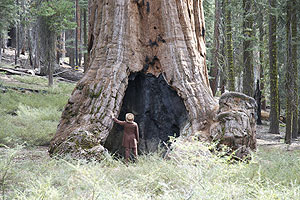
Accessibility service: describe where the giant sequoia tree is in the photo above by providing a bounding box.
[49,0,256,159]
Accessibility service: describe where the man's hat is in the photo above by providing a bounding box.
[126,113,134,122]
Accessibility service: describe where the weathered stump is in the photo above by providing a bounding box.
[210,92,257,159]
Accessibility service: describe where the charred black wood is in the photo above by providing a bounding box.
[148,39,158,47]
[146,1,150,13]
[157,34,166,43]
[105,72,188,156]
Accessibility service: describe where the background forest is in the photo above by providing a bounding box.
[1,0,300,199]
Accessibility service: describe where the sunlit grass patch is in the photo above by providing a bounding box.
[0,76,75,147]
[0,104,61,146]
[13,75,49,86]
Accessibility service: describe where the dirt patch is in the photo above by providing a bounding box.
[256,121,300,151]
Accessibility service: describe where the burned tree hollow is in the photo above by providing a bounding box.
[104,72,188,155]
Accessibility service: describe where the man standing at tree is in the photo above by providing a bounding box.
[112,113,139,163]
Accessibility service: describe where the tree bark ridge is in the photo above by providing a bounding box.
[49,0,227,158]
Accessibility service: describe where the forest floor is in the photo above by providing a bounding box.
[1,53,300,199]
[256,121,300,150]
[0,47,84,72]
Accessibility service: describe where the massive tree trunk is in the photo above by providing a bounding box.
[49,0,256,159]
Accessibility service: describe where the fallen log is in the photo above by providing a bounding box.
[53,67,83,81]
[0,85,47,93]
[0,67,31,76]
[0,66,82,83]
[56,77,77,83]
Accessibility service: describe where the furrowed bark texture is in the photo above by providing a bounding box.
[49,0,256,159]
[210,92,257,159]
[49,0,216,157]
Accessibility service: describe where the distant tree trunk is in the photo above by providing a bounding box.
[219,0,226,94]
[0,34,2,62]
[209,0,221,96]
[268,0,279,134]
[16,0,20,59]
[56,35,61,65]
[225,0,235,91]
[32,22,40,70]
[75,0,80,67]
[83,8,88,73]
[242,0,254,96]
[49,0,256,160]
[285,0,292,144]
[19,0,26,56]
[14,0,20,65]
[254,80,262,125]
[79,9,82,68]
[291,1,298,138]
[258,12,266,110]
[62,31,66,58]
[27,28,33,67]
[66,29,75,68]
[37,16,56,85]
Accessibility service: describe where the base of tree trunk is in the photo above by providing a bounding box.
[49,91,257,160]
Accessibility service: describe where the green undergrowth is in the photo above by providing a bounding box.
[0,75,75,146]
[0,145,300,200]
[1,72,300,199]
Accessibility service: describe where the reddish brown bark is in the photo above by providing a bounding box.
[49,0,255,159]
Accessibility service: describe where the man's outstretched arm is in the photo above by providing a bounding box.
[112,113,126,126]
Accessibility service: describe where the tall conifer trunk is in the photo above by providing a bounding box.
[268,0,279,134]
[285,0,292,144]
[242,0,254,97]
[209,0,221,96]
[225,0,235,91]
[291,0,298,138]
